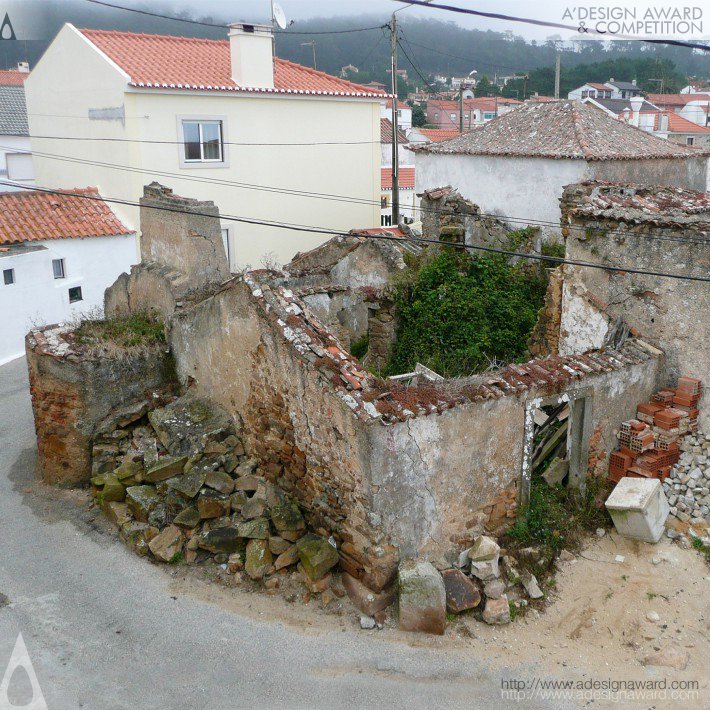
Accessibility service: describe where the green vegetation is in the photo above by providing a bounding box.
[691,537,710,558]
[75,312,166,349]
[384,249,547,377]
[510,474,612,557]
[169,552,184,565]
[350,334,370,361]
[540,241,566,261]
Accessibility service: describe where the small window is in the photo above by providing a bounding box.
[381,195,390,208]
[434,113,439,120]
[52,258,65,279]
[483,111,496,120]
[182,120,223,162]
[3,268,14,285]
[68,286,83,303]
[686,137,695,146]
[581,90,589,99]
[449,113,456,121]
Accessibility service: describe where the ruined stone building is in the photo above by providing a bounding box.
[26,181,706,595]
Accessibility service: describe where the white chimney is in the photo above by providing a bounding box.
[629,96,643,127]
[16,61,29,73]
[228,22,274,89]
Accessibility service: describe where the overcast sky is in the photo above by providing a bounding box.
[134,0,578,42]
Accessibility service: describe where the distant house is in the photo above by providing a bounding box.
[26,23,386,267]
[380,98,412,130]
[380,118,415,225]
[646,93,710,127]
[426,97,521,129]
[568,79,642,101]
[582,96,659,119]
[412,100,707,239]
[0,188,137,365]
[638,111,710,148]
[0,65,33,192]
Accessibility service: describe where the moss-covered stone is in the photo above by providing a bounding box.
[114,458,144,484]
[197,489,230,519]
[100,475,126,503]
[204,469,235,495]
[271,500,305,539]
[173,506,200,528]
[237,517,269,540]
[245,539,272,580]
[120,521,159,556]
[199,527,244,554]
[125,485,160,522]
[145,456,189,483]
[167,466,208,499]
[296,533,339,580]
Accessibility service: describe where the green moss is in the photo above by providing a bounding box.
[540,241,565,260]
[75,311,166,349]
[506,226,538,251]
[350,334,369,360]
[384,250,548,377]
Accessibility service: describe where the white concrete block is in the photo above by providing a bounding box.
[605,477,669,544]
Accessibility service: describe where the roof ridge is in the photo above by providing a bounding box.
[569,101,595,160]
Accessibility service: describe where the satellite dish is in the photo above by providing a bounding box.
[272,3,288,30]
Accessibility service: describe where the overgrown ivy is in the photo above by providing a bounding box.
[384,249,548,377]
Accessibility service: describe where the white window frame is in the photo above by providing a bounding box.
[686,136,695,145]
[177,115,229,169]
[220,225,233,270]
[483,111,496,120]
[52,258,66,279]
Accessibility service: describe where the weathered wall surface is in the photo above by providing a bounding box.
[560,182,709,428]
[365,352,662,559]
[586,156,708,193]
[26,325,176,485]
[169,278,397,591]
[139,183,230,290]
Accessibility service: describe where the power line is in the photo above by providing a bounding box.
[27,134,382,147]
[1,180,707,283]
[6,142,709,247]
[392,0,710,52]
[84,0,387,35]
[396,33,439,94]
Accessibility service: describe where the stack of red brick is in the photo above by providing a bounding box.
[609,376,701,484]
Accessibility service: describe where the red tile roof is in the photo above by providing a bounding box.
[418,128,464,142]
[587,82,609,91]
[380,118,408,144]
[79,28,387,97]
[0,70,28,86]
[642,111,710,133]
[381,167,415,189]
[0,188,134,244]
[646,93,710,107]
[414,100,698,160]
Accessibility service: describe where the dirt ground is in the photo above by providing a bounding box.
[29,483,710,705]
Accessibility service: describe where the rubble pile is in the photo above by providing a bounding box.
[437,535,545,628]
[609,376,701,484]
[663,430,710,529]
[89,391,339,591]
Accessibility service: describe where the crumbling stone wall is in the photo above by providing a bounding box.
[169,278,397,591]
[560,181,709,427]
[419,187,536,252]
[105,183,230,321]
[282,235,406,343]
[528,266,563,357]
[26,325,177,485]
[366,297,398,371]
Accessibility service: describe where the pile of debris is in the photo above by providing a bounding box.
[89,391,339,591]
[663,430,710,530]
[609,377,701,484]
[399,535,546,634]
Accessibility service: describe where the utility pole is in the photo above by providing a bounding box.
[300,40,316,69]
[554,52,561,99]
[459,85,464,133]
[390,12,399,226]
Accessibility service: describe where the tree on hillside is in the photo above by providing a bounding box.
[474,75,500,97]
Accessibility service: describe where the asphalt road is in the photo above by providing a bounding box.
[0,356,553,710]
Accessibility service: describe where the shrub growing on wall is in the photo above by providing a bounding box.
[385,249,547,377]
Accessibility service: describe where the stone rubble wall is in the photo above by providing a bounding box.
[560,182,709,429]
[26,325,177,485]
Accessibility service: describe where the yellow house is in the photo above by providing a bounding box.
[25,23,384,267]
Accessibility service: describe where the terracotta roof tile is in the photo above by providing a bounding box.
[641,110,710,133]
[380,118,408,144]
[646,93,710,107]
[0,188,134,244]
[418,128,464,142]
[79,28,387,97]
[381,167,415,189]
[414,100,698,160]
[0,70,28,86]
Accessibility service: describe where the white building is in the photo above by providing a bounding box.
[413,101,706,239]
[0,188,137,365]
[380,118,415,226]
[0,66,34,192]
[380,99,412,130]
[25,23,385,268]
[568,79,642,101]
